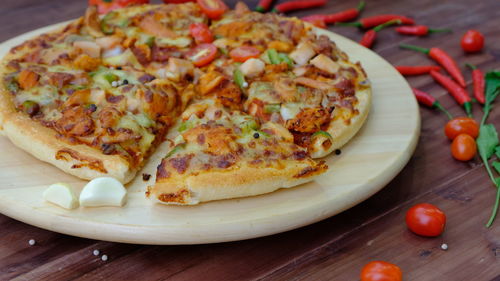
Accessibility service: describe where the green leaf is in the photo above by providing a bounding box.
[477,124,499,161]
[496,177,500,187]
[493,162,500,174]
[496,146,500,158]
[485,71,500,104]
[482,71,500,125]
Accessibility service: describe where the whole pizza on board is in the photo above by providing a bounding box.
[0,2,371,205]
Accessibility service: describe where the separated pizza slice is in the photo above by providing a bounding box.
[147,99,327,205]
[0,13,195,183]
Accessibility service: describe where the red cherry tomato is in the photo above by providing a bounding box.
[229,46,261,63]
[444,117,479,140]
[187,43,218,67]
[361,261,402,281]
[451,134,477,161]
[196,0,228,20]
[189,23,214,44]
[405,203,446,237]
[89,0,149,14]
[461,30,484,53]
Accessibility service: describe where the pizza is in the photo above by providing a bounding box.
[0,2,371,205]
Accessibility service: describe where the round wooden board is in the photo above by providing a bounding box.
[0,22,420,245]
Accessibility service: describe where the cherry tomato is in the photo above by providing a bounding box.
[229,46,261,63]
[187,43,218,67]
[461,30,484,53]
[405,203,446,237]
[361,261,402,281]
[196,0,228,20]
[451,134,477,161]
[89,0,149,14]
[444,117,479,140]
[189,23,214,44]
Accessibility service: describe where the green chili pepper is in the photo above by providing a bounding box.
[100,12,117,35]
[312,130,333,139]
[178,120,194,133]
[241,119,259,134]
[22,100,40,117]
[6,80,19,93]
[144,36,155,48]
[103,73,119,83]
[117,19,130,28]
[255,130,270,137]
[267,49,280,64]
[264,103,281,113]
[165,143,186,158]
[218,47,229,56]
[278,53,294,68]
[234,68,247,90]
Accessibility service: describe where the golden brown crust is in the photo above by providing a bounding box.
[148,161,327,205]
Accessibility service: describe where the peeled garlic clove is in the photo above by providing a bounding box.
[43,183,79,209]
[79,177,127,207]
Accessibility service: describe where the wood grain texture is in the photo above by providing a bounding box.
[0,15,419,244]
[0,0,499,280]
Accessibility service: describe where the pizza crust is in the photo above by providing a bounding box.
[1,112,135,183]
[148,161,327,205]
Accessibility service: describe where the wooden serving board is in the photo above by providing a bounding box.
[0,23,420,245]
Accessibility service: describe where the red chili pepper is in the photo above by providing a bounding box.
[412,88,453,119]
[302,15,327,28]
[396,25,452,36]
[400,44,467,88]
[395,65,442,76]
[272,0,326,13]
[360,20,400,48]
[338,14,414,29]
[302,1,365,27]
[465,63,486,104]
[255,0,274,13]
[430,70,472,117]
[325,1,365,23]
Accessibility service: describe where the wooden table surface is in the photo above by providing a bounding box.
[0,0,499,280]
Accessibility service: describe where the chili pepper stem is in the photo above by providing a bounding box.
[373,19,401,32]
[428,28,452,34]
[433,102,453,120]
[399,43,431,55]
[465,63,477,70]
[357,0,366,12]
[255,6,265,12]
[464,101,473,117]
[486,173,500,227]
[336,22,362,27]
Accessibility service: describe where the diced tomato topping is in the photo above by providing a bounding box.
[196,0,228,20]
[189,23,214,44]
[187,43,218,67]
[229,46,261,63]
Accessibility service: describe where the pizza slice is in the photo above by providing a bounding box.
[147,99,327,205]
[0,6,199,183]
